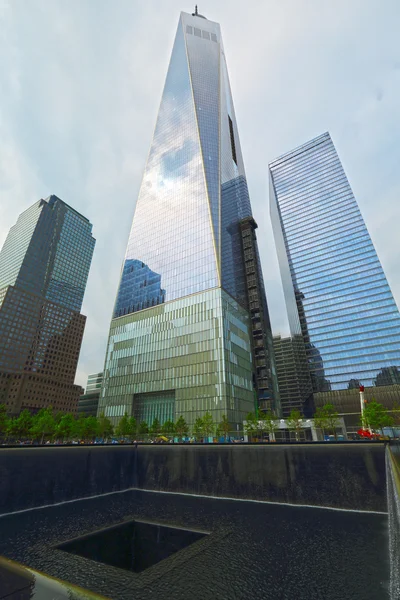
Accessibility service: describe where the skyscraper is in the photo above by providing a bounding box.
[0,195,95,414]
[77,372,103,417]
[99,10,279,428]
[273,335,313,417]
[269,132,400,403]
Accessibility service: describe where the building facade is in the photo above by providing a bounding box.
[269,132,400,416]
[273,335,313,417]
[0,195,95,415]
[77,372,103,417]
[85,372,103,394]
[99,10,279,428]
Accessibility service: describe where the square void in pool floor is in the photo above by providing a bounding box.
[57,520,208,573]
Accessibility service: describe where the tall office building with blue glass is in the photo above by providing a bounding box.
[0,195,95,414]
[269,132,400,400]
[99,10,279,427]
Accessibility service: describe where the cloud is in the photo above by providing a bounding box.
[0,0,399,386]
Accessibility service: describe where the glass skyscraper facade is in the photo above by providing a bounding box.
[99,10,279,427]
[270,132,400,393]
[0,195,94,313]
[0,195,95,414]
[273,335,313,417]
[86,372,103,394]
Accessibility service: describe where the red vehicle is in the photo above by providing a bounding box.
[357,428,380,440]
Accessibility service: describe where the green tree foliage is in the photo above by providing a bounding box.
[217,414,231,440]
[313,404,339,436]
[256,414,266,439]
[12,409,32,438]
[162,420,175,436]
[6,418,19,440]
[54,411,65,424]
[55,413,75,441]
[79,415,98,441]
[97,413,114,440]
[244,412,258,440]
[71,417,84,440]
[262,410,278,440]
[138,421,149,435]
[319,404,339,438]
[286,409,303,441]
[127,416,137,437]
[30,407,56,444]
[202,412,215,439]
[175,416,188,440]
[192,417,204,439]
[150,417,161,437]
[313,406,328,437]
[116,413,131,438]
[363,401,394,433]
[0,404,9,436]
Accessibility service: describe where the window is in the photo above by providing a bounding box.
[228,116,237,165]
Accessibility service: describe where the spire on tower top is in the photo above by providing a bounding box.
[192,5,206,18]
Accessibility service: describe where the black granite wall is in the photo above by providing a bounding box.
[0,443,386,515]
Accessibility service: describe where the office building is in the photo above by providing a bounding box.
[273,335,313,417]
[86,372,103,394]
[0,195,95,414]
[269,132,400,417]
[77,372,103,416]
[99,10,279,427]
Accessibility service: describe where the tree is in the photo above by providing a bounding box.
[192,417,204,439]
[71,416,84,440]
[313,406,329,439]
[54,411,65,424]
[55,413,75,441]
[256,413,266,439]
[202,412,215,439]
[217,414,231,440]
[30,407,55,444]
[127,416,137,438]
[13,409,32,439]
[0,404,8,437]
[363,401,394,434]
[162,420,175,437]
[97,413,114,441]
[244,412,258,440]
[80,416,98,441]
[116,413,130,438]
[138,421,149,435]
[5,418,18,441]
[262,410,278,442]
[313,404,339,439]
[286,410,303,441]
[175,416,188,440]
[150,417,161,437]
[322,404,339,439]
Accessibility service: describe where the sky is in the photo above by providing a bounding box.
[0,0,399,388]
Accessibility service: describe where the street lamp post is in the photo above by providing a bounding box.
[359,385,372,434]
[359,385,365,426]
